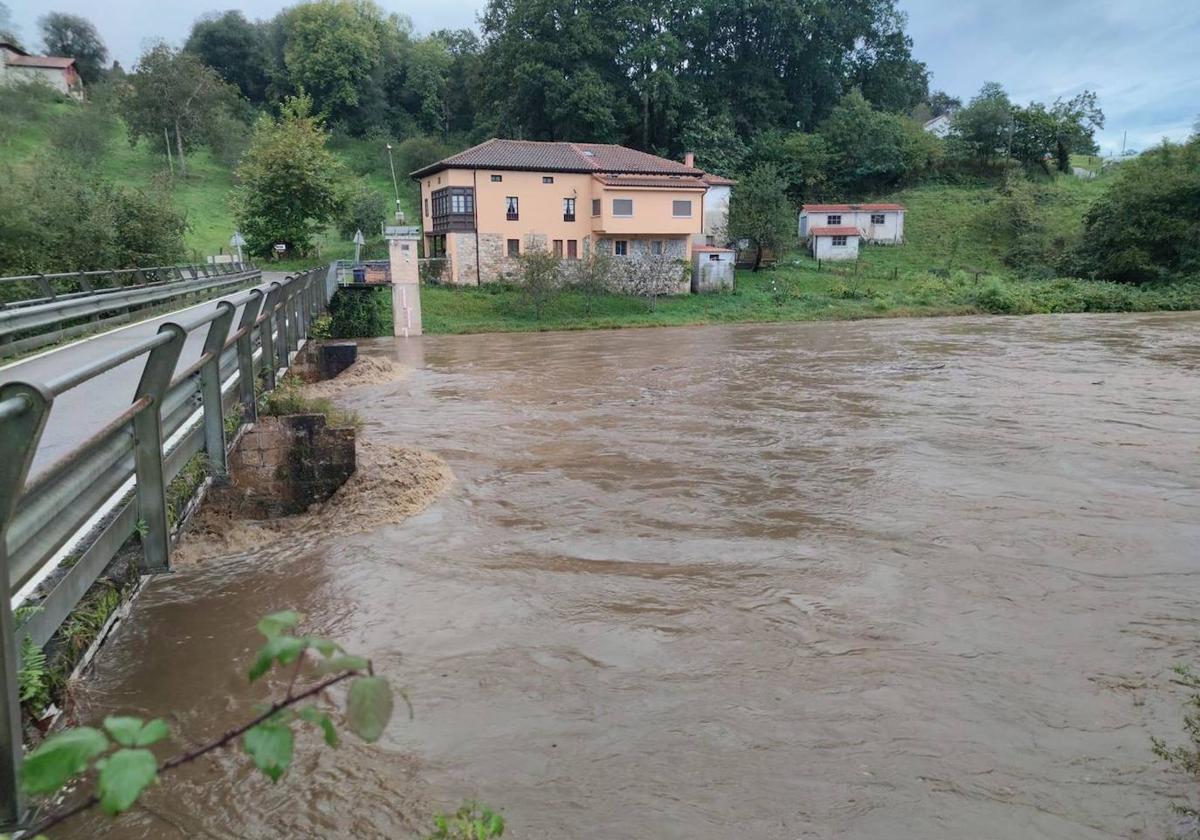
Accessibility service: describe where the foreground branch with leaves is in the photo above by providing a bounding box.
[6,610,396,838]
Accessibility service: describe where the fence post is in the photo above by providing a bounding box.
[280,279,296,360]
[131,324,186,572]
[199,302,235,478]
[34,275,53,300]
[260,283,282,391]
[236,290,263,423]
[0,383,52,828]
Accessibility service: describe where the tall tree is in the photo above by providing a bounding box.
[233,94,342,257]
[727,164,792,271]
[0,2,21,48]
[185,11,271,103]
[817,89,936,193]
[275,0,382,124]
[39,12,107,84]
[951,82,1014,164]
[120,44,239,176]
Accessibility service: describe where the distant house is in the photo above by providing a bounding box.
[808,226,860,261]
[799,203,905,246]
[0,42,82,99]
[923,113,953,138]
[698,167,736,247]
[414,139,710,286]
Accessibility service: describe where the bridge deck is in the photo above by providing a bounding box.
[0,271,291,474]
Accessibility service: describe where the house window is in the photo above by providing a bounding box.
[708,253,721,261]
[506,239,520,257]
[870,213,885,224]
[613,240,628,256]
[612,198,633,217]
[424,198,429,217]
[449,192,471,214]
[430,187,475,233]
[591,198,601,216]
[563,198,576,222]
[567,240,578,259]
[543,176,554,184]
[832,235,848,247]
[430,235,447,257]
[827,214,841,225]
[651,240,663,255]
[553,239,563,257]
[672,200,692,217]
[491,174,503,182]
[705,235,715,246]
[506,196,519,221]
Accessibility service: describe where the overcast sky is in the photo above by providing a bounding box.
[6,0,1198,154]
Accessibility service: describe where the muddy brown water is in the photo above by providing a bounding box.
[59,313,1200,839]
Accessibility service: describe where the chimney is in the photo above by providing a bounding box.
[684,151,695,168]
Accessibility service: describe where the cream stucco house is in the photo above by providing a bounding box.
[799,203,906,246]
[413,139,712,285]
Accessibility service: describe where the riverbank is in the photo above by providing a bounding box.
[420,259,1200,334]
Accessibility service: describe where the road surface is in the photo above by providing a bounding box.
[0,271,291,475]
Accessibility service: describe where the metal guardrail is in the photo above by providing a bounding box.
[0,264,337,826]
[0,262,260,358]
[331,259,391,286]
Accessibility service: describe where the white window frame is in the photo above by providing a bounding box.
[832,235,848,247]
[613,240,628,256]
[827,214,841,225]
[651,240,663,255]
[612,199,634,218]
[870,213,885,224]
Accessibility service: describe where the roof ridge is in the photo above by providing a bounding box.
[565,142,601,170]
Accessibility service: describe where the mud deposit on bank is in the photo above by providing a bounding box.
[61,313,1200,839]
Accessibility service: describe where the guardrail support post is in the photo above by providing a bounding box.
[0,383,52,828]
[260,283,281,390]
[34,275,53,300]
[237,290,263,423]
[131,324,186,572]
[199,302,235,478]
[280,281,295,362]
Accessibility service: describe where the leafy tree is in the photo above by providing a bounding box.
[336,180,386,240]
[400,36,453,134]
[927,90,961,117]
[276,0,382,123]
[951,82,1014,164]
[747,130,832,205]
[1067,137,1200,283]
[681,110,748,177]
[0,2,20,47]
[120,43,240,175]
[849,9,928,115]
[561,250,613,314]
[184,10,271,103]
[516,244,561,319]
[233,94,342,257]
[727,164,792,271]
[817,89,936,193]
[39,12,106,85]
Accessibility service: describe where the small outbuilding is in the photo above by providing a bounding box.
[799,203,905,245]
[808,226,860,261]
[0,42,82,99]
[692,246,735,292]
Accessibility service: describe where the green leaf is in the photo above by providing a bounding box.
[346,676,393,743]
[487,811,505,836]
[243,722,294,782]
[103,716,142,747]
[96,748,157,815]
[248,635,309,682]
[306,637,342,657]
[316,654,369,674]
[297,707,338,747]
[135,718,169,746]
[257,610,301,639]
[21,727,109,794]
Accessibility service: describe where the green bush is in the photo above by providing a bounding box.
[329,287,392,337]
[261,376,361,429]
[336,180,386,241]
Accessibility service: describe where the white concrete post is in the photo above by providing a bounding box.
[387,226,423,338]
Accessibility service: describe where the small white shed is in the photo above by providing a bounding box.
[692,246,735,292]
[809,226,860,261]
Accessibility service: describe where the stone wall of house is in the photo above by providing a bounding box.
[208,415,356,519]
[450,232,477,285]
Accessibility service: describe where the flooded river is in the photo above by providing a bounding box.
[63,313,1200,839]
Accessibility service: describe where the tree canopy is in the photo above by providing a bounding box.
[39,12,107,84]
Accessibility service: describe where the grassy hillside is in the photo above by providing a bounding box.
[0,95,415,265]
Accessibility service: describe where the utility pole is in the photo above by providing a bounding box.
[385,143,402,222]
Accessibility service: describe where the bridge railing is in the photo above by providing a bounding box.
[0,264,336,826]
[0,262,261,359]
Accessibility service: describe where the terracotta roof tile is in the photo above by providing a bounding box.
[591,173,707,189]
[412,138,704,178]
[6,54,74,69]
[809,226,861,237]
[803,203,905,212]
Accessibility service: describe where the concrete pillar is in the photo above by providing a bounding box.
[387,226,422,337]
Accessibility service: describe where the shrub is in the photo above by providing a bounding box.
[50,104,114,166]
[336,180,387,241]
[516,245,561,319]
[261,376,361,429]
[561,251,614,314]
[329,287,392,337]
